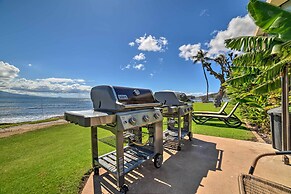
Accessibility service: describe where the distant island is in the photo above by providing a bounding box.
[0,91,39,98]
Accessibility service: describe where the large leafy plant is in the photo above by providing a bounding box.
[225,0,291,129]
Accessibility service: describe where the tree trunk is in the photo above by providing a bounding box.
[214,84,225,107]
[202,65,209,102]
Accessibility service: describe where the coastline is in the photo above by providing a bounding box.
[0,116,64,129]
[0,117,68,138]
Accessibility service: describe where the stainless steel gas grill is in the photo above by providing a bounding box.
[65,85,163,193]
[154,91,193,151]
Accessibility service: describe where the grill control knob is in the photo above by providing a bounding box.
[153,113,160,119]
[128,117,137,125]
[143,115,150,122]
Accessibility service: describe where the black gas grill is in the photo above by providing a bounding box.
[65,85,164,193]
[91,85,160,112]
[154,91,193,151]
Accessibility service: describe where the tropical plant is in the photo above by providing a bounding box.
[209,53,234,106]
[192,50,210,102]
[225,0,291,130]
[192,50,234,105]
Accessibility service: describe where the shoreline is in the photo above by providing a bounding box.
[0,117,68,138]
[0,116,64,129]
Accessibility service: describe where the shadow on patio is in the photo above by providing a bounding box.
[86,138,223,194]
[83,134,291,194]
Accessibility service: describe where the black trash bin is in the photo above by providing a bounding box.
[267,107,291,151]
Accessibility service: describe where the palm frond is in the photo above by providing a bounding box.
[248,0,291,41]
[255,55,291,83]
[280,40,291,57]
[225,36,282,52]
[227,73,258,87]
[253,77,281,94]
[232,52,274,67]
[281,40,291,50]
[231,66,261,75]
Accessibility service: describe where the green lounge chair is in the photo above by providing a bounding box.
[192,103,242,127]
[193,102,229,115]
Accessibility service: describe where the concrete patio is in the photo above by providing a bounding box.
[82,134,291,194]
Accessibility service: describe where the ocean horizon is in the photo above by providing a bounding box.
[0,95,92,123]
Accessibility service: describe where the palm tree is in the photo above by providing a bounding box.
[192,50,210,102]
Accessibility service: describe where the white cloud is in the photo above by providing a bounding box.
[28,64,32,67]
[121,64,131,70]
[0,61,91,96]
[39,78,85,83]
[178,43,201,60]
[150,73,154,78]
[133,53,146,61]
[129,42,135,47]
[134,34,168,52]
[5,78,91,93]
[200,9,209,17]
[133,64,145,70]
[0,61,20,80]
[178,15,257,59]
[210,30,218,36]
[207,14,256,56]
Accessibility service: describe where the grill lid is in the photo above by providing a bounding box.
[91,85,160,112]
[154,91,190,106]
[113,86,155,104]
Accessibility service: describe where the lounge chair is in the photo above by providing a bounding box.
[192,103,242,127]
[193,102,229,115]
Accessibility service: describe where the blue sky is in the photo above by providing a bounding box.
[0,0,257,97]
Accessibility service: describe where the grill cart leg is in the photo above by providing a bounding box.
[115,127,126,191]
[153,121,163,168]
[153,121,163,155]
[186,112,192,141]
[177,113,182,151]
[91,126,99,175]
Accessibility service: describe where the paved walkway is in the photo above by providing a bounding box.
[82,134,291,194]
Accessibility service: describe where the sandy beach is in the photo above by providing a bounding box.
[0,119,68,138]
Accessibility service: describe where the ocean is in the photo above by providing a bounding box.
[0,96,92,123]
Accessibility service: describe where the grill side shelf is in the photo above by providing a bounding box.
[64,110,116,127]
[97,146,155,176]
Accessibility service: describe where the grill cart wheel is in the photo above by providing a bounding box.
[120,185,129,193]
[188,132,192,141]
[154,153,163,168]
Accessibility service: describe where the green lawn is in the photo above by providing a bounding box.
[0,102,255,194]
[0,124,114,194]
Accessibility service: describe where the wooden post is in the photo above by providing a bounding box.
[281,66,290,151]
